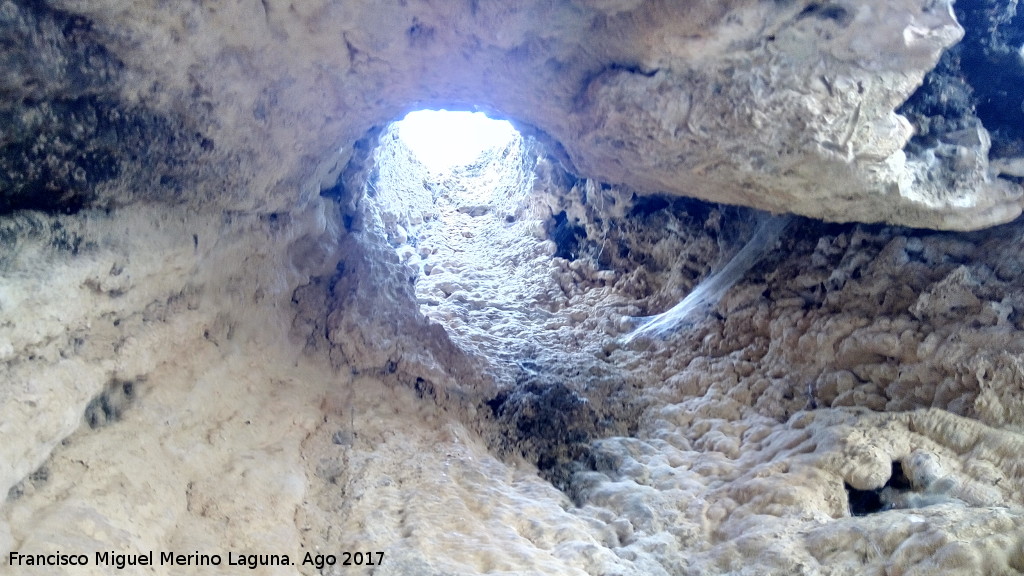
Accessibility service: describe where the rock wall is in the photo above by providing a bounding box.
[3,0,1022,229]
[11,132,1024,574]
[3,0,1024,575]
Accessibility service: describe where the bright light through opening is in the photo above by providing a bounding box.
[397,110,518,171]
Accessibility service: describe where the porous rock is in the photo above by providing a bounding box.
[4,1,1024,575]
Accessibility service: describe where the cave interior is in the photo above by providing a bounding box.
[3,0,1024,574]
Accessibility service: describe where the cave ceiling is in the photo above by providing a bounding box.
[2,0,1022,229]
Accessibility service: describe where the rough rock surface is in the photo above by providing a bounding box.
[10,134,1024,574]
[4,0,1024,575]
[2,0,1022,229]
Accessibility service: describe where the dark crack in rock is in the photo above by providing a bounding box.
[83,377,140,429]
[486,370,641,491]
[899,0,1024,185]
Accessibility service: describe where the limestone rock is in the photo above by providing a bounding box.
[3,0,1021,228]
[4,1,1024,575]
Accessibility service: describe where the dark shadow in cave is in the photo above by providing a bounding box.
[846,461,913,516]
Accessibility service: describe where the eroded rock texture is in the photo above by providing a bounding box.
[2,0,1021,227]
[3,0,1024,575]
